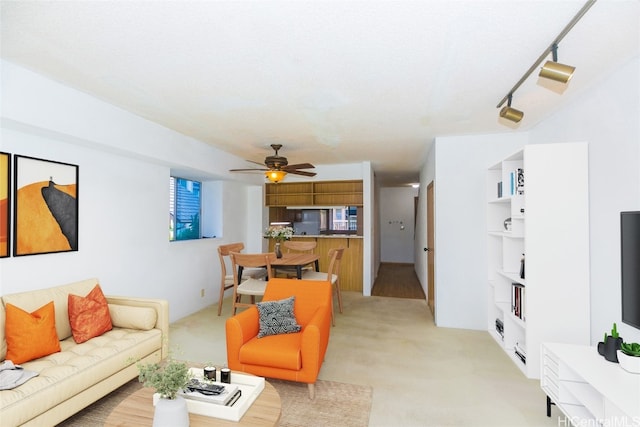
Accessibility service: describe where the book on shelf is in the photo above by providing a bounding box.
[179,381,241,406]
[495,318,504,339]
[514,341,527,364]
[511,282,525,321]
[506,168,524,197]
[516,168,524,195]
[509,171,515,196]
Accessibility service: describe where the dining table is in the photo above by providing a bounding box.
[237,253,320,281]
[270,253,320,279]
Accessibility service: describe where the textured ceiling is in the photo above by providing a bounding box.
[1,1,638,186]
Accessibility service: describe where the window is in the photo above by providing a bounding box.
[329,207,358,231]
[169,176,201,241]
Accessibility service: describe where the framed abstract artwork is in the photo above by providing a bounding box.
[14,155,79,256]
[0,152,10,258]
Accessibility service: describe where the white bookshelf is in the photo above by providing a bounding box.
[486,142,591,379]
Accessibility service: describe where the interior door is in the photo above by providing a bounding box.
[427,182,435,317]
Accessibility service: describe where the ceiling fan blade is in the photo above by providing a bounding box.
[229,168,269,172]
[284,163,315,170]
[246,159,267,167]
[287,170,317,177]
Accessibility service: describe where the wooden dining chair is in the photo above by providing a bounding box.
[229,252,276,315]
[283,240,317,253]
[301,247,344,326]
[217,243,267,316]
[279,240,317,277]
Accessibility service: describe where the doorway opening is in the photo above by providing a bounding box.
[371,263,425,299]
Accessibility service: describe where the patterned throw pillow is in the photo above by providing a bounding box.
[256,296,301,338]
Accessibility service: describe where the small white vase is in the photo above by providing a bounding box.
[617,350,640,374]
[153,395,190,427]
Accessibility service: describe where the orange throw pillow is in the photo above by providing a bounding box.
[5,301,61,364]
[68,284,113,343]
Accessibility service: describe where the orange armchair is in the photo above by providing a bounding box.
[225,278,332,399]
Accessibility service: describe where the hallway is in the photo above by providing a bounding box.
[371,262,425,299]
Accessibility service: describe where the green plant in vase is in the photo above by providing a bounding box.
[618,341,640,374]
[137,357,191,427]
[620,342,640,357]
[137,358,190,399]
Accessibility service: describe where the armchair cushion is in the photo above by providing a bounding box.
[256,296,301,338]
[240,333,302,370]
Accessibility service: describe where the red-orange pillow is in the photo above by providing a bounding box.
[68,284,112,343]
[5,301,61,364]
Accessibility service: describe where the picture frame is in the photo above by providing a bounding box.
[0,152,10,258]
[13,155,79,256]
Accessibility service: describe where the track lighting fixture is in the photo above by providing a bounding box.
[496,0,596,123]
[500,95,524,123]
[539,44,575,83]
[265,170,287,183]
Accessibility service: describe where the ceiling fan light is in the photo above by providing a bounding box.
[266,170,287,183]
[539,60,575,83]
[499,106,524,123]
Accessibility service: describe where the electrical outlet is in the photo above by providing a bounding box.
[200,289,205,297]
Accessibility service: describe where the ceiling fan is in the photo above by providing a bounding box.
[229,144,316,183]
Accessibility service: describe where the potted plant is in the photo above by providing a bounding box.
[137,358,191,427]
[597,322,623,363]
[617,342,640,374]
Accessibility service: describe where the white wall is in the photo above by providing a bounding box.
[0,60,265,322]
[363,161,375,296]
[379,187,418,263]
[428,133,527,329]
[530,56,640,344]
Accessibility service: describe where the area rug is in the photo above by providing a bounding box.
[57,378,372,426]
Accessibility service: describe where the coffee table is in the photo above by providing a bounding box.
[104,380,281,426]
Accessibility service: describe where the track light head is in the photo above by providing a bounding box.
[539,60,575,83]
[499,95,524,123]
[539,44,575,83]
[500,106,524,123]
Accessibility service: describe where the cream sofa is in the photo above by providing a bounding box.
[0,278,169,426]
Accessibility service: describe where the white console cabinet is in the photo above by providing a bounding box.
[486,142,590,378]
[542,343,640,426]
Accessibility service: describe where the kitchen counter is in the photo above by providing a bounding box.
[291,235,363,239]
[270,235,363,292]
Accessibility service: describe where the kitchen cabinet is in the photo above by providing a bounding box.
[265,180,363,207]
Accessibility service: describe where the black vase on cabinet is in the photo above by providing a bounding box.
[597,323,623,363]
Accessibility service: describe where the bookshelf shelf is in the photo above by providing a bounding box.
[486,143,591,379]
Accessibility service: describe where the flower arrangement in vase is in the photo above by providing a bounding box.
[264,225,294,258]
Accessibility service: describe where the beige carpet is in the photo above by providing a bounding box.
[57,378,372,427]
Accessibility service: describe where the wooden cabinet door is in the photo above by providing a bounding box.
[315,238,363,292]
